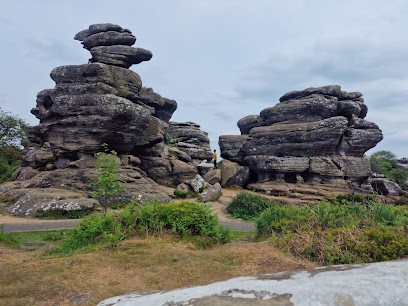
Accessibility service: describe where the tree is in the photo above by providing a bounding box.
[369,150,397,174]
[89,145,123,214]
[369,150,408,187]
[0,107,28,147]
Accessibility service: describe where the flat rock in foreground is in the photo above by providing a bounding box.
[99,259,408,305]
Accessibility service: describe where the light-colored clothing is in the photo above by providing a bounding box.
[213,152,217,161]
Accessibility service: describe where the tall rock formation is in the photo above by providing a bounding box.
[2,23,208,216]
[219,85,383,189]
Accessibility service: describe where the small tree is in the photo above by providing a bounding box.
[89,145,123,214]
[0,107,28,147]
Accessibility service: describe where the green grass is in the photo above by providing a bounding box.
[0,226,19,248]
[255,195,408,265]
[8,229,73,245]
[0,227,74,249]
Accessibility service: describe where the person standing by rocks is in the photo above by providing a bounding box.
[213,149,217,169]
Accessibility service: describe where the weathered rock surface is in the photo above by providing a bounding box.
[219,85,383,190]
[99,259,408,306]
[197,159,214,176]
[371,178,404,196]
[203,169,222,185]
[200,183,221,202]
[167,122,213,163]
[219,160,250,187]
[189,174,205,193]
[6,188,99,217]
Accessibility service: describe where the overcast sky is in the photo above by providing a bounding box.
[0,0,407,157]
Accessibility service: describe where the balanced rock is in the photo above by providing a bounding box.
[74,23,152,68]
[219,85,383,189]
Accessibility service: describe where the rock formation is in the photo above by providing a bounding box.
[166,122,213,164]
[219,85,383,190]
[1,23,210,216]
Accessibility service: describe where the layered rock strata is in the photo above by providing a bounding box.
[166,122,213,164]
[219,85,383,188]
[2,23,207,215]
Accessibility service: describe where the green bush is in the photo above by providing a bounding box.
[173,189,188,199]
[226,192,275,221]
[256,199,408,265]
[58,201,231,253]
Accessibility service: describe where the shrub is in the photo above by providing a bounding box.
[226,192,275,221]
[173,189,188,199]
[60,214,122,252]
[58,201,231,253]
[256,199,408,265]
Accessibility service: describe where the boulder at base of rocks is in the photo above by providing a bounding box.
[371,178,403,196]
[197,159,214,176]
[6,188,99,217]
[219,160,250,187]
[189,174,204,193]
[203,169,222,185]
[200,183,221,202]
[176,183,190,193]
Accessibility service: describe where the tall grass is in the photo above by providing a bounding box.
[256,197,408,265]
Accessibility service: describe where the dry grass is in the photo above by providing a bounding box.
[0,237,316,305]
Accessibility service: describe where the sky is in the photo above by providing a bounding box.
[0,0,407,157]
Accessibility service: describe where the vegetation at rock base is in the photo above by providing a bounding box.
[54,200,231,254]
[254,194,408,265]
[226,192,276,221]
[369,150,408,187]
[173,189,188,199]
[88,144,123,214]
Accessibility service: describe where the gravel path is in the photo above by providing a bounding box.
[2,219,81,232]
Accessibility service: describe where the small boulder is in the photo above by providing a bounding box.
[176,183,190,193]
[189,174,204,193]
[371,179,403,196]
[200,183,221,202]
[219,160,250,187]
[203,169,221,185]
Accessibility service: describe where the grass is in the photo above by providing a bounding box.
[0,235,314,305]
[256,195,408,265]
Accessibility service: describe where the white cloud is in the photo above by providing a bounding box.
[0,0,407,157]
